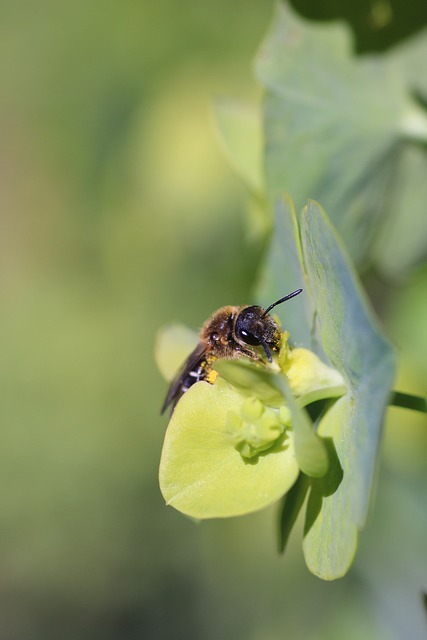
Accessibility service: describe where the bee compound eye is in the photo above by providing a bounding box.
[237,327,260,346]
[235,306,264,346]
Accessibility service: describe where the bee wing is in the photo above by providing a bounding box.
[161,342,209,415]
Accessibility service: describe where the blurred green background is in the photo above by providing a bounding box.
[1,1,427,638]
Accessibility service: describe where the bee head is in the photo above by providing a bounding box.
[234,288,303,362]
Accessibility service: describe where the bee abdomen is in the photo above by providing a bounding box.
[180,363,207,394]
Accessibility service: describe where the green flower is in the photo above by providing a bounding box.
[156,317,346,519]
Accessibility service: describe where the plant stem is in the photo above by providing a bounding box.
[389,391,427,414]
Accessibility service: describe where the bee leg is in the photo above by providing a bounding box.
[236,346,262,362]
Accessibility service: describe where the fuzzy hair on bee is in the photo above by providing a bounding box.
[161,288,303,415]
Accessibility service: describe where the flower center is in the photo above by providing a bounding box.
[226,397,291,459]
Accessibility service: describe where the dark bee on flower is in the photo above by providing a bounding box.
[161,289,303,414]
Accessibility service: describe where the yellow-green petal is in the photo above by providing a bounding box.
[159,377,299,519]
[155,323,198,381]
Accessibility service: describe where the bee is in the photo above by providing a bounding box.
[161,288,303,414]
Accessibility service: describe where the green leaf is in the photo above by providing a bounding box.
[300,201,396,579]
[256,3,427,267]
[159,377,299,519]
[255,195,313,348]
[213,99,264,194]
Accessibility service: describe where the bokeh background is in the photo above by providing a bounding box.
[1,1,427,638]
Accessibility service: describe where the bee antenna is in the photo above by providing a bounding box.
[262,288,303,317]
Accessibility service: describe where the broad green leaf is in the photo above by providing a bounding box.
[255,195,313,348]
[213,99,264,194]
[155,323,198,381]
[159,377,299,519]
[256,3,427,267]
[300,201,396,579]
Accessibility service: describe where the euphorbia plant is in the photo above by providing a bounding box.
[156,198,425,580]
